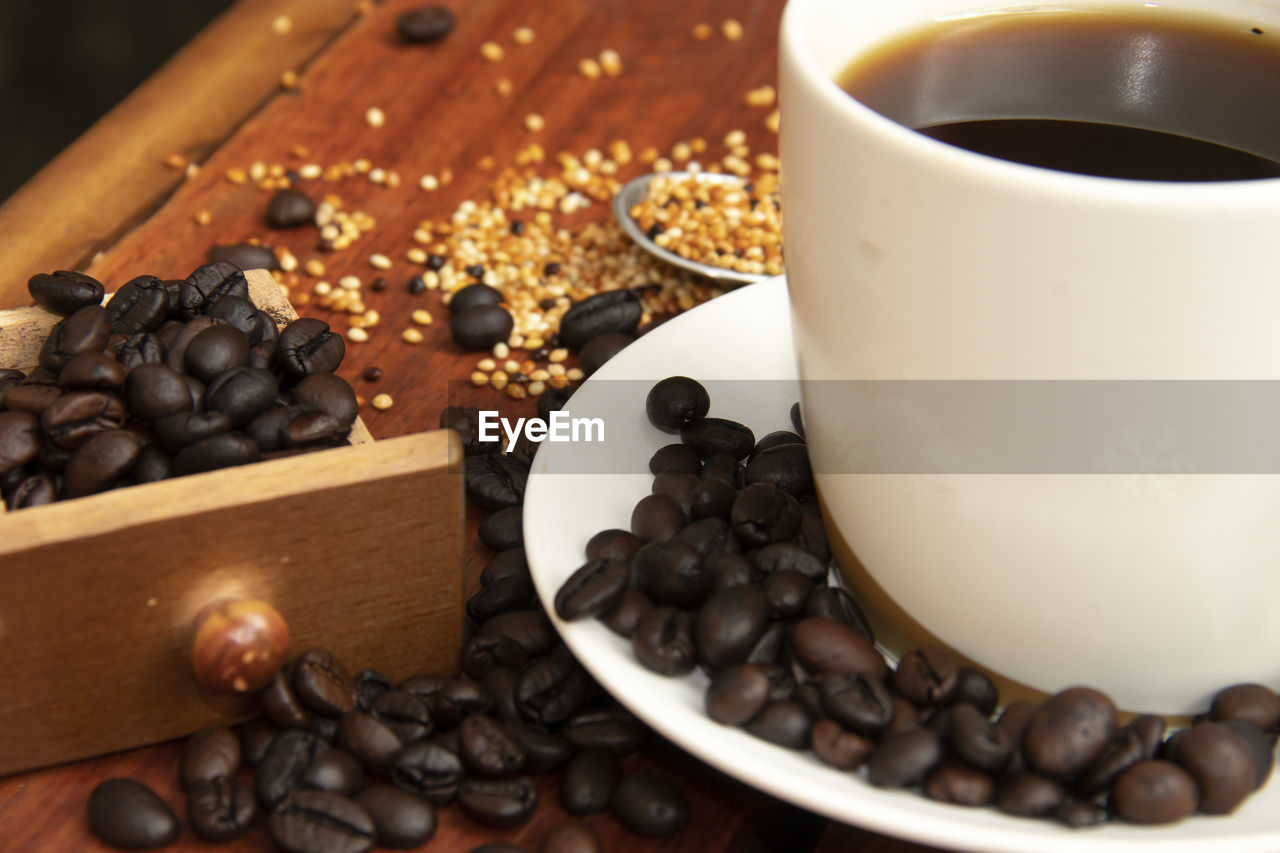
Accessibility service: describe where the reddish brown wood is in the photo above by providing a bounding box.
[0,0,955,850]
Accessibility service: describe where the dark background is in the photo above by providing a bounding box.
[0,0,236,202]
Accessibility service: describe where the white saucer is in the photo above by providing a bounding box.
[522,276,1280,853]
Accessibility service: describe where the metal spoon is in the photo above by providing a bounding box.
[613,171,773,287]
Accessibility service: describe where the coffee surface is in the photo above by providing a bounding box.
[838,9,1280,180]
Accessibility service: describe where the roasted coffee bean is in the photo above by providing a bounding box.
[791,617,887,679]
[106,275,168,334]
[923,761,994,807]
[181,725,241,789]
[188,776,257,842]
[3,373,61,415]
[1211,683,1280,732]
[706,663,771,725]
[789,402,805,437]
[294,648,357,718]
[651,471,700,516]
[995,772,1066,817]
[451,305,514,350]
[645,376,711,432]
[465,453,528,511]
[481,667,521,723]
[63,429,141,497]
[1056,800,1108,828]
[1173,721,1257,814]
[610,770,688,837]
[282,410,348,448]
[392,741,464,805]
[353,669,393,713]
[41,390,126,449]
[302,748,364,795]
[558,290,642,348]
[555,558,629,620]
[701,451,744,486]
[270,790,374,853]
[754,543,826,581]
[267,188,318,228]
[745,443,813,496]
[129,444,171,484]
[1108,760,1198,824]
[365,690,431,745]
[3,471,55,509]
[58,352,125,391]
[172,432,260,476]
[793,509,832,564]
[579,332,632,376]
[338,712,404,774]
[0,369,23,399]
[695,584,771,668]
[761,570,813,619]
[947,702,1012,772]
[0,411,40,473]
[509,724,573,774]
[28,270,104,315]
[479,506,524,550]
[471,845,529,853]
[631,493,686,541]
[261,670,312,729]
[277,318,345,380]
[439,405,498,454]
[206,295,267,341]
[585,528,643,563]
[479,610,555,659]
[540,821,602,853]
[397,4,455,42]
[515,655,587,725]
[292,373,359,427]
[561,748,620,815]
[39,304,110,371]
[311,715,340,744]
[182,324,249,382]
[459,715,526,777]
[458,776,539,829]
[155,410,232,453]
[751,430,805,456]
[675,517,740,556]
[206,367,278,427]
[688,475,738,520]
[125,363,191,422]
[744,699,812,749]
[894,646,959,707]
[649,443,702,476]
[86,778,182,850]
[867,728,945,788]
[561,706,646,755]
[740,620,789,663]
[810,719,872,771]
[681,417,755,459]
[467,571,536,623]
[241,719,278,767]
[115,332,165,368]
[731,482,802,546]
[1074,716,1162,797]
[817,670,893,736]
[632,540,713,608]
[949,666,999,716]
[708,551,754,590]
[803,587,874,644]
[632,606,696,676]
[181,262,249,317]
[405,677,493,729]
[447,283,503,314]
[354,785,437,849]
[209,243,280,272]
[257,729,327,806]
[600,586,652,638]
[1022,687,1117,778]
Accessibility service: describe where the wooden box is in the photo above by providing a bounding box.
[0,270,463,776]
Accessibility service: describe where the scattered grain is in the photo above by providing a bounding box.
[745,84,776,108]
[599,49,623,76]
[412,309,434,326]
[194,210,212,226]
[481,41,504,61]
[371,393,394,410]
[370,253,393,270]
[722,18,744,41]
[348,327,369,343]
[495,77,514,97]
[513,26,535,45]
[692,22,713,40]
[525,113,546,132]
[365,107,386,128]
[402,328,425,344]
[280,70,299,90]
[578,57,601,79]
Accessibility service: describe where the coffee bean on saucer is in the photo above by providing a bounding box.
[994,772,1065,818]
[705,663,771,725]
[28,270,104,316]
[701,451,743,486]
[744,443,813,495]
[809,719,872,771]
[188,776,257,843]
[1074,717,1161,798]
[681,417,754,459]
[631,493,686,542]
[479,505,524,550]
[651,471,699,517]
[802,587,874,645]
[695,584,770,668]
[894,646,959,707]
[950,666,1000,716]
[458,776,539,829]
[1022,687,1117,778]
[649,443,702,476]
[632,606,697,676]
[579,332,632,376]
[354,785,437,849]
[561,748,620,815]
[1172,722,1257,814]
[745,700,813,749]
[1056,800,1108,828]
[266,188,318,228]
[397,6,455,43]
[730,482,802,546]
[269,789,374,853]
[1107,759,1198,824]
[754,542,826,581]
[631,541,713,608]
[599,586,652,638]
[791,617,887,679]
[1211,683,1280,732]
[180,725,241,789]
[451,305,514,351]
[585,528,642,563]
[610,770,688,837]
[789,402,805,437]
[677,517,739,557]
[922,761,994,807]
[86,778,182,850]
[558,290,642,348]
[645,376,710,432]
[947,703,1013,772]
[555,558,629,620]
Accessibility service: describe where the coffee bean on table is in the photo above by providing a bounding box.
[509,724,573,774]
[1110,760,1198,824]
[610,770,688,837]
[467,571,536,623]
[277,317,345,380]
[561,748,621,814]
[459,715,526,777]
[338,712,404,773]
[267,188,318,228]
[465,453,528,511]
[811,719,873,771]
[540,821,602,853]
[558,290,642,348]
[645,376,710,432]
[451,305,514,351]
[994,772,1066,817]
[458,776,539,829]
[240,719,278,767]
[579,331,632,376]
[188,776,257,843]
[695,584,770,668]
[560,706,646,755]
[515,654,587,726]
[681,417,755,459]
[555,558,629,620]
[209,242,280,272]
[1022,687,1117,778]
[261,670,312,729]
[370,689,434,744]
[791,616,887,679]
[1211,683,1280,732]
[478,505,524,550]
[270,789,375,853]
[867,728,945,788]
[39,304,110,371]
[28,270,104,315]
[86,778,182,850]
[180,725,241,789]
[391,741,464,805]
[397,5,455,43]
[894,646,959,707]
[1172,721,1257,814]
[294,648,358,718]
[354,785,437,849]
[302,748,365,795]
[257,729,327,806]
[731,482,802,546]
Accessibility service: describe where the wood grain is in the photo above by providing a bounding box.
[0,0,961,850]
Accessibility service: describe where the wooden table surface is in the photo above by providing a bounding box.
[0,1,947,850]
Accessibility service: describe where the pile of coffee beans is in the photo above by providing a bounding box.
[0,263,357,511]
[555,375,1280,828]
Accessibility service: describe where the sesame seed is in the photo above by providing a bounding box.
[405,247,426,265]
[525,113,546,132]
[369,167,387,184]
[371,393,393,410]
[513,26,535,44]
[495,77,513,97]
[547,363,566,377]
[578,57,601,79]
[164,153,187,170]
[470,371,490,387]
[653,157,673,173]
[722,18,744,41]
[481,41,504,61]
[370,253,393,270]
[365,107,386,128]
[271,14,292,35]
[402,328,424,344]
[419,174,440,192]
[599,49,623,76]
[692,22,713,40]
[348,327,369,342]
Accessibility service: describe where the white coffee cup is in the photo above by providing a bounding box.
[779,0,1280,713]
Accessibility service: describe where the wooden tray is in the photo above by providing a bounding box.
[0,270,463,776]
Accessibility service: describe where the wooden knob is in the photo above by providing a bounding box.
[191,598,289,694]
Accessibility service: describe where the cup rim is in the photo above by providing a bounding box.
[779,0,1280,204]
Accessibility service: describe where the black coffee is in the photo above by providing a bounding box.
[838,9,1280,180]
